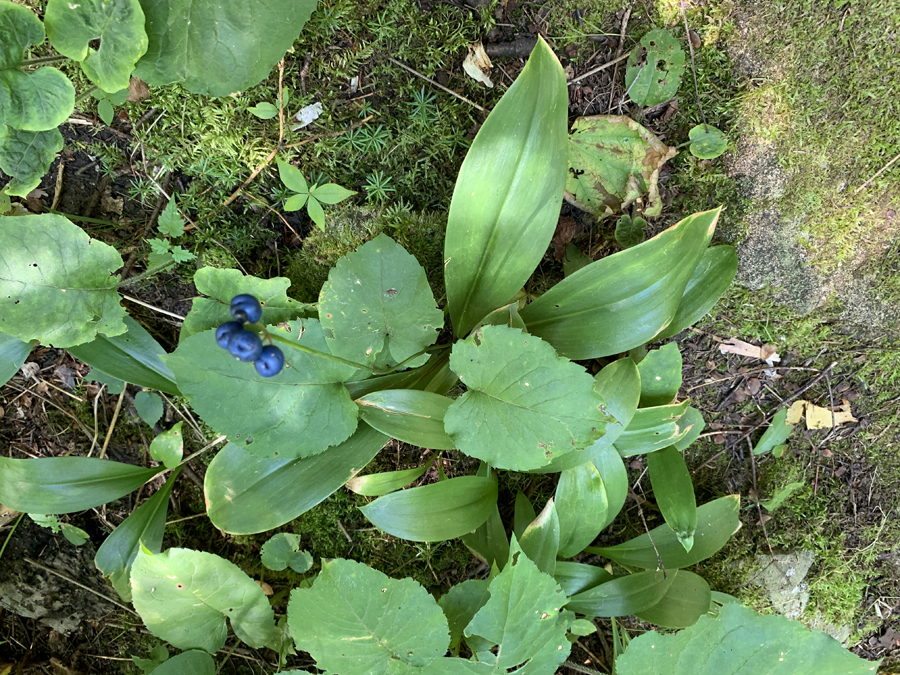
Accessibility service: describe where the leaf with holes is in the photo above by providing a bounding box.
[166,320,359,459]
[0,127,65,198]
[0,214,126,348]
[45,0,148,93]
[625,29,685,107]
[131,547,275,653]
[319,234,443,367]
[0,3,75,131]
[444,325,609,471]
[287,558,451,674]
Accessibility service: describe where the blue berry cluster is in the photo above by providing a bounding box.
[215,294,285,377]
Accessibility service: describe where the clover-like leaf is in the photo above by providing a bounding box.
[45,0,148,93]
[0,214,126,347]
[0,3,75,132]
[319,234,443,367]
[287,558,451,674]
[0,127,64,197]
[444,325,609,471]
[260,533,313,573]
[134,0,318,97]
[165,319,359,458]
[181,267,312,340]
[131,547,275,653]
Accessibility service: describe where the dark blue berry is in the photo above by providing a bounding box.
[230,294,262,324]
[215,321,244,349]
[254,345,285,377]
[228,330,263,362]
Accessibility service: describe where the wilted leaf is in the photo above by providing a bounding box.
[462,41,493,88]
[718,337,781,365]
[624,29,685,107]
[787,399,858,430]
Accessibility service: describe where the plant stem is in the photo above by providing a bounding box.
[0,513,24,563]
[75,86,99,107]
[20,55,70,67]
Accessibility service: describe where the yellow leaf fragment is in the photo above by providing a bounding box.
[785,399,857,429]
[786,400,806,425]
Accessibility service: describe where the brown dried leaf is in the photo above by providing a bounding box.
[463,42,493,88]
[127,77,151,102]
[551,216,577,261]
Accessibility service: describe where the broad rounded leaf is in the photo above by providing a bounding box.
[0,331,32,387]
[617,602,878,675]
[648,446,697,552]
[615,215,645,248]
[205,423,387,534]
[520,208,721,360]
[657,245,738,340]
[131,547,275,653]
[637,342,682,407]
[587,495,741,569]
[288,558,451,674]
[166,320,359,459]
[277,160,308,195]
[357,389,455,450]
[149,422,184,469]
[445,325,609,471]
[45,0,148,93]
[0,457,157,513]
[320,234,442,367]
[0,127,65,197]
[444,36,568,336]
[634,570,710,629]
[624,29,685,107]
[0,214,126,347]
[94,468,180,602]
[134,391,163,427]
[260,533,312,573]
[566,570,677,617]
[135,0,318,96]
[688,124,728,159]
[181,267,312,341]
[360,475,498,542]
[0,3,75,131]
[152,651,215,675]
[68,315,181,396]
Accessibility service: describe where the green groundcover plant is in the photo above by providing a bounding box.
[0,33,873,673]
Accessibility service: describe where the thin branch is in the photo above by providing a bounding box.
[568,51,631,85]
[680,1,707,128]
[854,149,900,194]
[98,386,127,459]
[24,557,139,616]
[120,293,186,321]
[385,56,487,112]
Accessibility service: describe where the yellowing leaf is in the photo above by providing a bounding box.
[786,400,806,425]
[784,399,857,429]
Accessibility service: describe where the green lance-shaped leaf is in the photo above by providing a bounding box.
[44,0,148,93]
[464,540,571,672]
[637,342,682,408]
[135,0,318,96]
[634,570,710,629]
[656,245,738,340]
[319,234,442,367]
[533,356,640,473]
[753,407,795,456]
[760,481,804,512]
[0,331,32,387]
[68,315,180,395]
[166,320,359,459]
[616,602,879,675]
[205,423,387,534]
[94,468,180,602]
[688,124,728,159]
[309,181,356,204]
[131,547,275,653]
[444,36,568,336]
[520,208,720,360]
[648,446,697,552]
[565,116,676,219]
[151,651,215,675]
[673,406,705,451]
[360,475,498,542]
[614,401,692,457]
[0,127,65,197]
[0,214,126,348]
[357,390,455,450]
[625,28,685,107]
[0,456,157,514]
[149,422,184,469]
[554,561,613,597]
[556,462,609,558]
[260,533,312,573]
[461,463,510,570]
[181,267,312,341]
[0,3,75,131]
[445,325,608,471]
[439,579,491,655]
[513,490,536,540]
[566,570,677,618]
[592,443,629,529]
[134,391,163,427]
[288,558,451,674]
[346,459,432,497]
[518,498,560,576]
[587,495,741,569]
